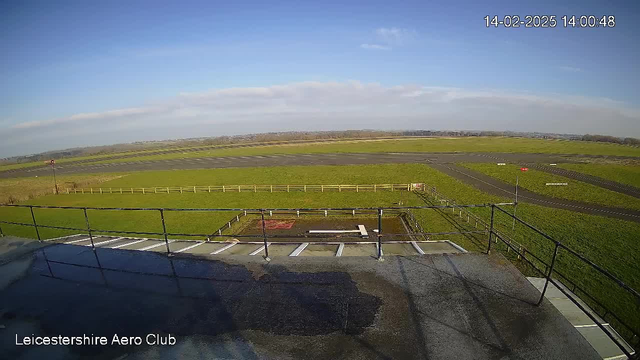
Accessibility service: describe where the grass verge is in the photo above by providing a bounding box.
[460,163,640,211]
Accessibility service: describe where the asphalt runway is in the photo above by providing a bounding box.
[429,163,640,223]
[0,152,592,179]
[3,151,640,223]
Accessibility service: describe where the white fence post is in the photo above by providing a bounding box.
[223,186,225,192]
[271,185,273,193]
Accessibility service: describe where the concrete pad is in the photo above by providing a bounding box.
[217,243,262,255]
[99,237,137,248]
[185,242,229,254]
[547,298,601,326]
[382,243,420,256]
[266,244,298,256]
[299,244,338,257]
[73,236,113,247]
[418,241,461,254]
[577,325,635,359]
[117,239,161,250]
[147,241,195,253]
[342,243,377,257]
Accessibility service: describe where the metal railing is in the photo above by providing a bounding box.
[1,201,637,357]
[413,187,638,357]
[64,183,425,195]
[486,205,639,358]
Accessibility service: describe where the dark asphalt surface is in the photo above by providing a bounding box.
[4,151,640,223]
[0,243,599,359]
[0,152,588,179]
[429,163,640,223]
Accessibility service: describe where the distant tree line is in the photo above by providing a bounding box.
[3,130,638,164]
[580,134,640,146]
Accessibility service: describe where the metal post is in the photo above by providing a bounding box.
[377,208,383,260]
[538,243,560,305]
[52,162,59,195]
[487,205,495,254]
[513,174,519,230]
[260,210,270,260]
[83,208,95,249]
[160,209,171,254]
[0,222,4,237]
[28,206,42,241]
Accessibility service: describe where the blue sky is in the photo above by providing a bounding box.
[1,0,639,157]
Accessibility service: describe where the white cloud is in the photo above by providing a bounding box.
[375,27,416,45]
[1,81,639,157]
[360,44,391,51]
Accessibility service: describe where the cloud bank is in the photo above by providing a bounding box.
[2,81,639,157]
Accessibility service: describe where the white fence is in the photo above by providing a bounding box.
[66,183,425,195]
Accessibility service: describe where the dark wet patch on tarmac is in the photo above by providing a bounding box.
[0,244,383,359]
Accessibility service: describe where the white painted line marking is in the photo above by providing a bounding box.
[112,239,147,249]
[175,242,205,253]
[64,237,91,244]
[44,234,83,242]
[249,245,267,256]
[140,240,175,251]
[574,323,610,328]
[604,354,631,360]
[211,243,236,254]
[290,243,309,256]
[411,241,425,255]
[90,237,125,247]
[336,243,344,257]
[446,240,468,253]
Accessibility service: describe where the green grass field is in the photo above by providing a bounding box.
[1,163,638,338]
[58,137,640,167]
[558,163,640,189]
[93,164,429,187]
[460,163,640,211]
[0,173,125,204]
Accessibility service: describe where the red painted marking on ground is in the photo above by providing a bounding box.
[258,220,296,230]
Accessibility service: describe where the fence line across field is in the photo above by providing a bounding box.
[64,183,425,195]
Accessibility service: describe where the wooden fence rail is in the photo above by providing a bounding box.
[65,183,425,195]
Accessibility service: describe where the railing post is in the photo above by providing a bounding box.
[83,208,95,249]
[487,205,495,254]
[28,206,42,241]
[538,242,560,305]
[261,210,270,261]
[160,209,171,254]
[377,208,383,260]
